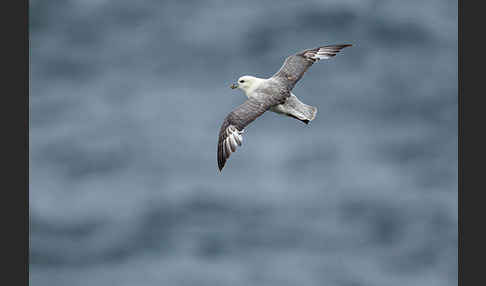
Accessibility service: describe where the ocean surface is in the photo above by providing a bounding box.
[30,0,457,285]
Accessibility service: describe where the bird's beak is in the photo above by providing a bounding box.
[230,83,238,89]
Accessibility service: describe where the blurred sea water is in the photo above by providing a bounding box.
[30,0,457,285]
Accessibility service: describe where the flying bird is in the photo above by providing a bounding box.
[217,44,352,171]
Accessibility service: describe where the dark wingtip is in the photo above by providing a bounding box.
[302,119,310,125]
[332,44,352,49]
[217,159,225,172]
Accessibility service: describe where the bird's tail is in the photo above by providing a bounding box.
[299,103,317,124]
[283,94,317,124]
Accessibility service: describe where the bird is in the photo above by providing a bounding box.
[217,44,352,172]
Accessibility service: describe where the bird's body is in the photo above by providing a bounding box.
[237,75,317,124]
[218,44,352,171]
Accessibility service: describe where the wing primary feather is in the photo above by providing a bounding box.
[222,142,227,160]
[229,135,238,151]
[225,138,233,155]
[233,133,242,146]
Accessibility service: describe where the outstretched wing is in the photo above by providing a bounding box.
[272,44,352,90]
[217,93,288,172]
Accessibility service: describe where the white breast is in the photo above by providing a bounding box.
[244,78,266,99]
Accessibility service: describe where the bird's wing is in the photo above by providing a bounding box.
[271,44,352,90]
[217,92,289,171]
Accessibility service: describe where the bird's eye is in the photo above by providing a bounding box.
[239,80,245,83]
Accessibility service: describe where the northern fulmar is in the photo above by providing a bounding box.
[217,44,352,171]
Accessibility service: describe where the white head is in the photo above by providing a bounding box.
[230,75,262,94]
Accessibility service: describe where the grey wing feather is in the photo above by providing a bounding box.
[272,44,352,90]
[217,93,288,172]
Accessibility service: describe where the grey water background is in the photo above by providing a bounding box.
[29,0,457,285]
